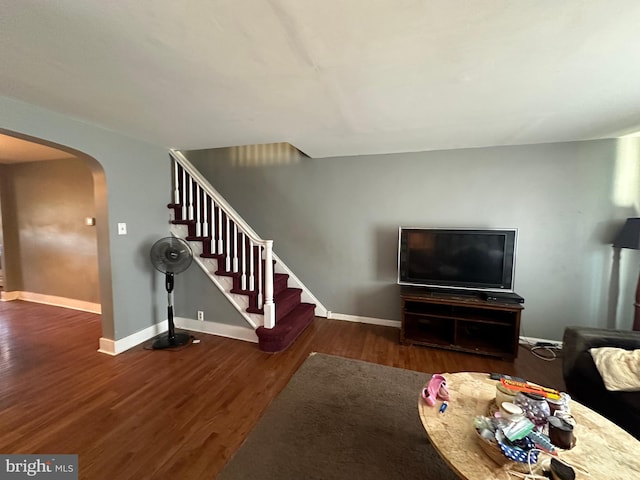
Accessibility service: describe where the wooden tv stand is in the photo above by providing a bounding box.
[400,287,522,360]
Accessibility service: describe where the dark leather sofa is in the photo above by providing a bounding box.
[562,326,640,440]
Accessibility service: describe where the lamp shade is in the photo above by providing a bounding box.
[613,218,640,250]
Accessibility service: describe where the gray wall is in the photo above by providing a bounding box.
[174,261,248,326]
[2,93,638,344]
[1,96,172,342]
[186,140,640,341]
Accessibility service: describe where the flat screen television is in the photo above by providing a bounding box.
[397,227,517,292]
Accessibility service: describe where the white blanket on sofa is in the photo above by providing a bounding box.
[589,347,640,392]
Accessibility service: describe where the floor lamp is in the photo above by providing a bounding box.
[613,218,640,331]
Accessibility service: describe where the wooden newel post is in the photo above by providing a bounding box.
[263,240,276,329]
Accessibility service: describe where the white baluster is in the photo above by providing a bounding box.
[263,240,275,328]
[195,185,202,237]
[249,240,255,291]
[202,195,210,238]
[210,201,217,254]
[181,168,187,219]
[225,215,231,271]
[187,177,194,220]
[217,204,223,254]
[232,223,239,272]
[257,246,263,308]
[173,160,180,204]
[240,234,247,290]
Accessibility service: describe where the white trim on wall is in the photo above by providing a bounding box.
[327,311,401,328]
[97,317,258,356]
[0,291,20,301]
[95,311,563,357]
[519,336,563,348]
[98,320,168,355]
[326,312,564,348]
[0,290,101,313]
[174,317,258,343]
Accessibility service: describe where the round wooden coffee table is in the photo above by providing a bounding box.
[418,372,640,480]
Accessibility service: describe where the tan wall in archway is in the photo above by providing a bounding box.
[0,129,112,337]
[2,158,99,301]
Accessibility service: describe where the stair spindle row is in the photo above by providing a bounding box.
[169,159,275,325]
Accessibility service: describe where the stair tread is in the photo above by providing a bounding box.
[274,287,302,299]
[216,270,240,278]
[274,287,302,321]
[230,287,258,296]
[200,252,223,259]
[256,303,315,336]
[273,273,289,295]
[277,303,315,323]
[256,303,315,352]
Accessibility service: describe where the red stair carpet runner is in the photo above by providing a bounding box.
[168,202,315,352]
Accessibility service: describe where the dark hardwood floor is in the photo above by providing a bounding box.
[0,300,565,479]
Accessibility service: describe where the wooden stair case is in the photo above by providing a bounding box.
[167,151,316,352]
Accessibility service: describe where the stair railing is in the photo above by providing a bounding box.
[168,149,276,328]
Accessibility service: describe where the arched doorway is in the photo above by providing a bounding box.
[0,129,113,342]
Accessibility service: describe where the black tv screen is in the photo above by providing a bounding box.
[397,228,517,291]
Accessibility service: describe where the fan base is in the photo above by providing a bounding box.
[152,332,192,350]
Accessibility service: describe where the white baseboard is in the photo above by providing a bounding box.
[97,310,407,357]
[97,317,258,356]
[0,291,20,301]
[519,336,563,348]
[97,338,117,356]
[1,290,101,314]
[98,320,168,355]
[325,313,564,349]
[96,309,563,357]
[327,311,401,329]
[175,317,258,343]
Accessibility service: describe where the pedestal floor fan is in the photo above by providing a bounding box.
[150,237,193,349]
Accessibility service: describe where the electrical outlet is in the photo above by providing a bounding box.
[197,310,204,321]
[117,222,127,235]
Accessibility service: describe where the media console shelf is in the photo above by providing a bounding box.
[400,286,523,360]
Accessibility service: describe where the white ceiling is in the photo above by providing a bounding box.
[1,1,640,158]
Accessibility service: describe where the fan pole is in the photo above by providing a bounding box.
[153,271,191,349]
[166,272,176,341]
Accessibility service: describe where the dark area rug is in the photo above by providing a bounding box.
[217,353,460,480]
